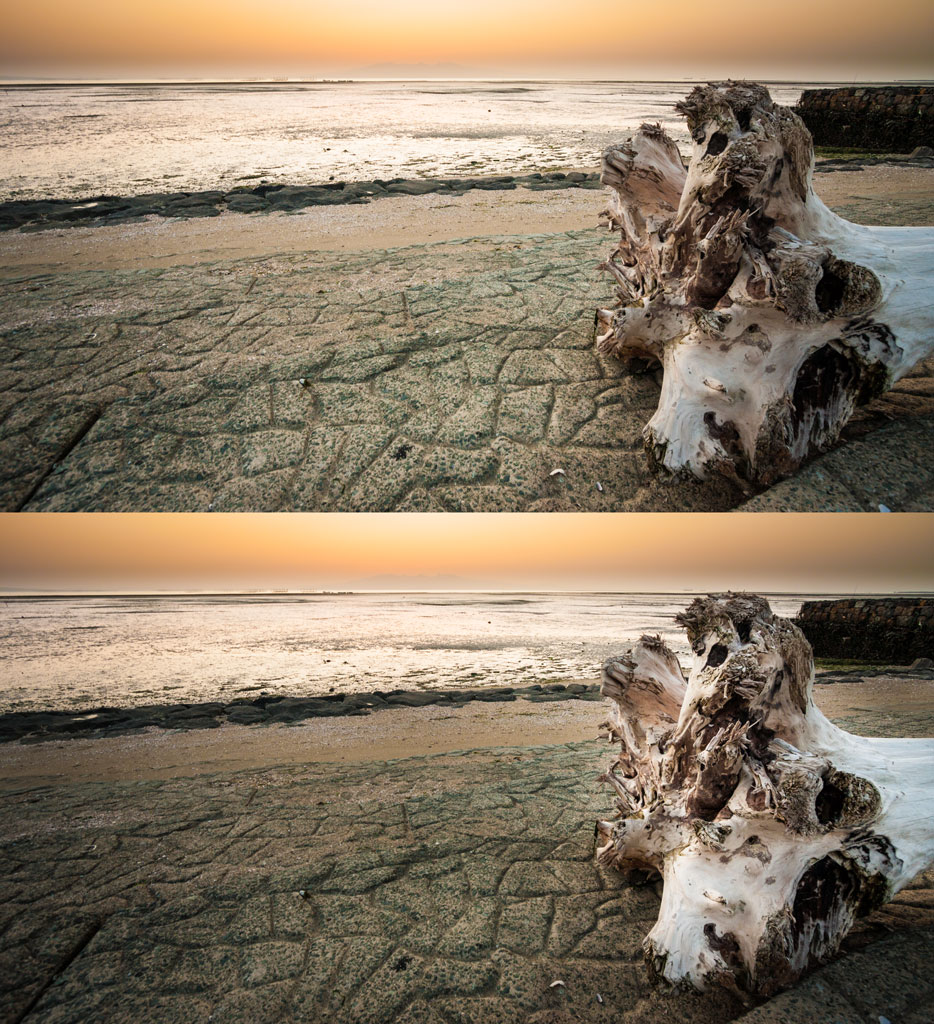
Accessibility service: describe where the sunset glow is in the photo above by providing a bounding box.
[3,0,933,77]
[1,514,931,593]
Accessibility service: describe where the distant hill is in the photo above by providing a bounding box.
[354,62,477,79]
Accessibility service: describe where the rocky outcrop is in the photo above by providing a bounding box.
[796,86,934,152]
[796,597,934,663]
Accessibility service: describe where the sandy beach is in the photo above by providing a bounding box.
[1,186,604,276]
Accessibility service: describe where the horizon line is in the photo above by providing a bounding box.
[2,587,929,598]
[4,75,933,85]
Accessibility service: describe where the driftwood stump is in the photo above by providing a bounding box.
[596,594,934,995]
[596,82,934,486]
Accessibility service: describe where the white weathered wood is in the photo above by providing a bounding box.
[597,82,934,486]
[596,594,934,995]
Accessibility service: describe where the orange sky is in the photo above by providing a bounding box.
[3,0,932,77]
[0,513,930,593]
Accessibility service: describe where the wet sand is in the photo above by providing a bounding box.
[0,697,607,787]
[1,164,931,276]
[0,188,602,276]
[2,674,932,788]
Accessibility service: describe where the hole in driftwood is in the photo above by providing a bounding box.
[815,257,882,317]
[815,777,847,826]
[790,847,889,962]
[816,770,882,827]
[703,411,751,477]
[705,644,729,668]
[791,345,857,437]
[706,132,729,157]
[815,267,847,315]
[623,354,663,375]
[792,856,857,942]
[704,922,745,977]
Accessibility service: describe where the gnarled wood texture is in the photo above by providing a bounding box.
[596,594,934,995]
[597,82,934,486]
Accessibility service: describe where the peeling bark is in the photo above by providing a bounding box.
[597,82,934,485]
[596,594,934,995]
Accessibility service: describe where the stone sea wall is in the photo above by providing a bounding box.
[796,597,934,663]
[796,86,934,152]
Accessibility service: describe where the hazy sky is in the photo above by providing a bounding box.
[3,0,933,79]
[0,513,930,593]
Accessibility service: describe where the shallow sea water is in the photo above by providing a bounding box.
[0,591,815,712]
[0,79,822,201]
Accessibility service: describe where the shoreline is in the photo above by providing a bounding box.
[2,151,931,230]
[1,162,931,278]
[1,670,933,787]
[2,151,932,232]
[0,187,605,276]
[0,699,608,787]
[3,664,931,746]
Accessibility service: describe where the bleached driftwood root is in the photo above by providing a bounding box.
[596,83,934,486]
[596,594,934,995]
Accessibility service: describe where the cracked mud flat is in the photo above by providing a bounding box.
[1,682,933,1024]
[1,177,933,512]
[0,228,730,513]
